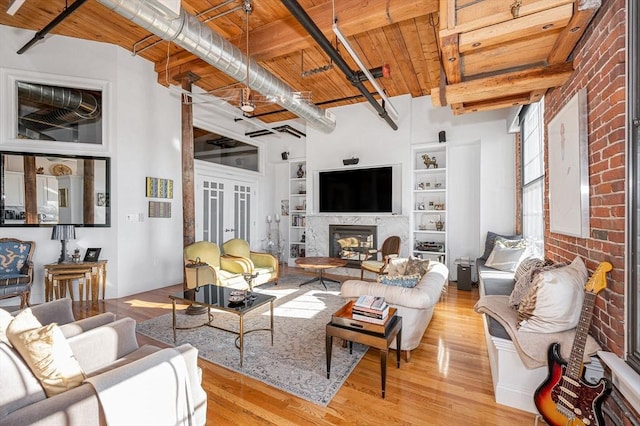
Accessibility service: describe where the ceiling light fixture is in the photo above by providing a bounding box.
[332,23,399,121]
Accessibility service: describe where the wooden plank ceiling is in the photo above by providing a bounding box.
[0,0,600,124]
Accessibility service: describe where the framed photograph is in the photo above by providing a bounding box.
[84,248,101,262]
[547,88,590,237]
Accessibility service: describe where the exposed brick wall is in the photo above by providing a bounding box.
[543,0,626,356]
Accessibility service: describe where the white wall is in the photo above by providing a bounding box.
[0,25,183,302]
[411,96,517,257]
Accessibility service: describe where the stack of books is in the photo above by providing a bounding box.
[352,295,390,325]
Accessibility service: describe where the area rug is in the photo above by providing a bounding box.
[136,275,367,406]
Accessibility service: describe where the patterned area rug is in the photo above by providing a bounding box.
[136,274,367,406]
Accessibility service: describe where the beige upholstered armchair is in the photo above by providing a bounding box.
[183,241,246,289]
[360,236,401,279]
[222,239,279,286]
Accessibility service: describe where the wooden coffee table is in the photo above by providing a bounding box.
[295,256,348,289]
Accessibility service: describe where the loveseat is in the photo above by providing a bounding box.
[341,261,448,361]
[1,299,207,425]
[474,233,602,413]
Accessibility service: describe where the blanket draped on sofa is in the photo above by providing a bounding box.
[474,295,601,369]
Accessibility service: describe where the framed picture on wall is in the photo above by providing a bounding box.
[547,88,590,238]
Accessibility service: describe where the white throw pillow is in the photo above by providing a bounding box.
[484,239,526,272]
[517,256,588,333]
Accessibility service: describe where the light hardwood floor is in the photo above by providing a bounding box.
[72,266,537,425]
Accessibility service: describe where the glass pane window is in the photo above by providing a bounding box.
[521,101,545,256]
[522,103,544,185]
[522,178,544,258]
[17,81,102,144]
[193,127,259,172]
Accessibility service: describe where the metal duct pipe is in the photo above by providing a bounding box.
[17,82,101,119]
[17,82,101,136]
[280,0,398,131]
[95,0,335,133]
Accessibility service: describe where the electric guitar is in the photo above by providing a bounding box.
[534,261,613,426]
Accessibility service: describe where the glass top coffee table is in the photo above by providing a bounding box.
[169,284,275,367]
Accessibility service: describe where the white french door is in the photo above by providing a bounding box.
[195,174,255,245]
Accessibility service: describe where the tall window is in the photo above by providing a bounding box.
[520,102,545,258]
[627,0,640,374]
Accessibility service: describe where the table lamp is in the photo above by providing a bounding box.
[51,224,76,263]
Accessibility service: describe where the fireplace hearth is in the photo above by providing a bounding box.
[329,225,377,268]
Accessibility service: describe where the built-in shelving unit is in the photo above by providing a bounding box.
[288,159,307,266]
[411,143,448,265]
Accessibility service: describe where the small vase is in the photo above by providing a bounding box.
[297,164,305,178]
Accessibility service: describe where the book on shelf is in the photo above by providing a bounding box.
[354,295,386,311]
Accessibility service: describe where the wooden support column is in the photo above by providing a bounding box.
[23,156,37,225]
[83,159,94,224]
[178,71,200,251]
[177,72,205,313]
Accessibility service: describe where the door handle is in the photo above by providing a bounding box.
[224,228,236,232]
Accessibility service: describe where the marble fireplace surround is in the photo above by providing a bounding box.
[305,214,410,278]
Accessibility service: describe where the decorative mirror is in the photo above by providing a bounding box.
[1,151,110,227]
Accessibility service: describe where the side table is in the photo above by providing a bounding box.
[326,301,402,398]
[44,260,108,303]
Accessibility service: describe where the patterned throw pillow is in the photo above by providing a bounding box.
[517,257,588,333]
[513,257,546,283]
[480,231,522,260]
[404,257,430,277]
[385,257,409,276]
[378,273,421,288]
[509,261,566,308]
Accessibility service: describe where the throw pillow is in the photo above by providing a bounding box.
[480,231,522,260]
[517,256,588,333]
[404,257,430,277]
[509,261,567,308]
[5,308,41,338]
[7,322,86,397]
[484,239,526,272]
[378,273,421,288]
[513,257,547,283]
[385,257,409,276]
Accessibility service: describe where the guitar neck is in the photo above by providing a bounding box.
[566,291,596,379]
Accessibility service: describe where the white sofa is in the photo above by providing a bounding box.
[340,261,448,361]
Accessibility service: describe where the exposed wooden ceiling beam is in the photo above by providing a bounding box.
[547,0,601,64]
[458,4,573,53]
[156,0,437,84]
[440,34,461,84]
[440,0,574,37]
[454,94,533,115]
[443,62,574,105]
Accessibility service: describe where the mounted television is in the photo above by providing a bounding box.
[318,165,401,214]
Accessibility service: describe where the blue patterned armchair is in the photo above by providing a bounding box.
[0,238,36,308]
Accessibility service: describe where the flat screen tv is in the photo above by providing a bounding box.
[318,166,398,213]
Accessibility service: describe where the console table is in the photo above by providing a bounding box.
[44,260,107,303]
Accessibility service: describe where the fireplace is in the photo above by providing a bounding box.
[329,225,377,268]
